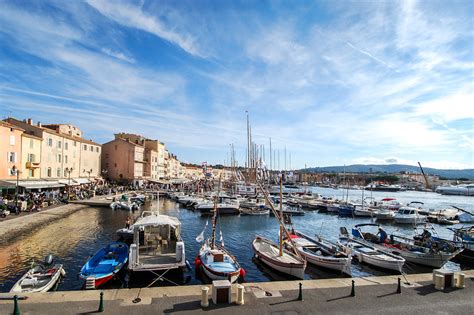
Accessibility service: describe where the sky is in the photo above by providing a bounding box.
[0,0,473,170]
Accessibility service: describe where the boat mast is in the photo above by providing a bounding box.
[279,176,284,256]
[210,175,222,249]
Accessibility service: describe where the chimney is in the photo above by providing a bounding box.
[37,121,42,127]
[27,118,33,125]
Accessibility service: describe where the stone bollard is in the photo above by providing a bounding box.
[396,277,401,294]
[98,292,104,312]
[201,287,209,307]
[13,295,20,315]
[434,274,444,290]
[454,273,465,288]
[350,280,355,297]
[236,284,245,305]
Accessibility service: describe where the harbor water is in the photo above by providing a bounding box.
[0,187,472,292]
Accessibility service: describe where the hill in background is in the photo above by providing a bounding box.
[304,164,474,180]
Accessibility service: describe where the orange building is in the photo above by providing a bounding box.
[0,121,23,180]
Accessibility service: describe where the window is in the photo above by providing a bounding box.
[57,154,61,163]
[29,139,34,149]
[64,169,68,177]
[114,163,117,168]
[57,168,61,177]
[8,152,16,163]
[27,153,35,162]
[115,145,117,150]
[73,141,77,147]
[10,135,15,145]
[48,138,53,146]
[96,147,99,153]
[47,167,52,177]
[90,145,93,151]
[29,169,34,177]
[65,155,68,164]
[83,144,87,150]
[65,142,68,150]
[57,140,61,149]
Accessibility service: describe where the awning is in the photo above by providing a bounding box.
[73,178,91,185]
[58,179,80,186]
[147,179,170,184]
[14,180,65,189]
[169,178,190,184]
[0,180,16,189]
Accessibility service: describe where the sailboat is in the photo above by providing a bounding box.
[195,176,243,283]
[252,179,307,279]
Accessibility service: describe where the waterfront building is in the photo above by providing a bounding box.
[144,139,166,180]
[4,118,101,182]
[0,121,23,180]
[21,133,42,179]
[101,137,145,184]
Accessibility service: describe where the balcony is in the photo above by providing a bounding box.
[26,161,40,169]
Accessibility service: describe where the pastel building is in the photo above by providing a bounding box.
[101,137,145,183]
[4,118,101,181]
[21,133,42,179]
[0,121,23,180]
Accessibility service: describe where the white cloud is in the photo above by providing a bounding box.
[101,48,135,63]
[86,0,202,57]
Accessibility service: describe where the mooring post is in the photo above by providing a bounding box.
[397,277,401,294]
[98,292,104,312]
[298,282,303,301]
[13,295,20,315]
[350,280,355,297]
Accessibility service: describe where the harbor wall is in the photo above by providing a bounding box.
[0,203,89,243]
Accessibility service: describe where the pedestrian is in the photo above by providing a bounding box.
[125,216,131,229]
[377,227,388,243]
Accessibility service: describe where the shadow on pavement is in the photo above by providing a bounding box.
[326,294,353,302]
[163,300,238,313]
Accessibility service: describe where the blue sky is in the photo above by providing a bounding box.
[0,0,473,169]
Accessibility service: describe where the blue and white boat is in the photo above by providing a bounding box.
[80,242,128,289]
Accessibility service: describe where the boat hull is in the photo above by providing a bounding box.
[252,236,306,279]
[10,265,65,293]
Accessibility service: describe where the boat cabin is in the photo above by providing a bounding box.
[128,213,186,272]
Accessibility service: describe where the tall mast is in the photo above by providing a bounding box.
[246,112,250,179]
[279,176,284,256]
[210,175,222,249]
[269,138,272,171]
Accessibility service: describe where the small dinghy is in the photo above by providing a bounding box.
[10,255,65,293]
[339,227,405,272]
[80,242,128,289]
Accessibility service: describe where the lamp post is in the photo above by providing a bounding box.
[65,167,73,200]
[11,165,20,213]
[83,168,93,181]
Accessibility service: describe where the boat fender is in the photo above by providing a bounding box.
[356,252,363,261]
[239,268,246,279]
[194,257,202,268]
[185,260,192,271]
[60,268,66,277]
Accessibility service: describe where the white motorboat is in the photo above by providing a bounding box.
[287,231,351,276]
[240,207,270,215]
[196,194,240,215]
[394,207,427,225]
[10,255,65,293]
[436,184,474,196]
[375,209,396,221]
[339,228,405,272]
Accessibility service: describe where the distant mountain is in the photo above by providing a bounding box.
[303,164,474,180]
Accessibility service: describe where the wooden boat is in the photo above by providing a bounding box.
[252,180,307,279]
[352,224,460,268]
[253,235,306,279]
[80,242,128,289]
[196,176,242,283]
[286,231,351,276]
[10,255,65,293]
[339,228,405,272]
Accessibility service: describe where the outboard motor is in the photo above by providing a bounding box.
[43,254,54,267]
[339,227,349,237]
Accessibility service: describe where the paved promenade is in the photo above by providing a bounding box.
[1,271,472,314]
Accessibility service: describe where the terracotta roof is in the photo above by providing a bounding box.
[5,117,101,146]
[0,120,25,131]
[22,133,43,141]
[102,137,143,147]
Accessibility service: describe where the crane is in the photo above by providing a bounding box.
[418,162,431,190]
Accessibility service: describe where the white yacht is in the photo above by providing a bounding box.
[394,207,427,225]
[128,211,186,273]
[436,184,474,196]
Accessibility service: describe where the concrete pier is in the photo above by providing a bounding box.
[1,271,472,314]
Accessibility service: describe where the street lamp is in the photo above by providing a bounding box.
[11,165,21,213]
[65,167,73,200]
[83,168,93,180]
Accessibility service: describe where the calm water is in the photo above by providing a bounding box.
[0,187,472,292]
